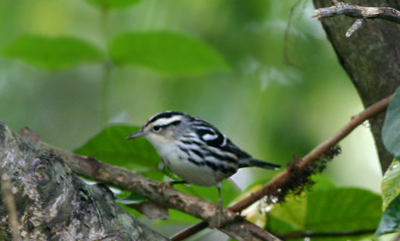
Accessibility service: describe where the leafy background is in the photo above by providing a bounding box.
[0,0,393,240]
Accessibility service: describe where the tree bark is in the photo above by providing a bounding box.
[0,121,168,241]
[312,0,400,171]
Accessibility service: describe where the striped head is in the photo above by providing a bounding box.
[126,111,189,145]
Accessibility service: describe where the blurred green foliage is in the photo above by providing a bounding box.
[85,0,142,10]
[75,125,160,170]
[109,31,228,74]
[377,88,400,236]
[269,187,381,238]
[376,159,400,236]
[380,159,400,211]
[0,0,390,240]
[383,88,400,159]
[376,194,400,237]
[2,35,103,69]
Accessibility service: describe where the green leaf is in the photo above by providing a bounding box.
[381,159,400,210]
[74,125,161,174]
[108,31,229,75]
[268,188,381,238]
[2,35,102,70]
[305,188,381,233]
[268,195,307,233]
[310,174,336,190]
[375,194,400,236]
[85,0,141,10]
[383,87,400,158]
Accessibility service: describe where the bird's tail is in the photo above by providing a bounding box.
[240,158,281,170]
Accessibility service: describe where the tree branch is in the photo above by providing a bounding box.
[19,129,280,241]
[313,1,400,36]
[171,94,393,240]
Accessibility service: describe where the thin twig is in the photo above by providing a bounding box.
[313,2,400,23]
[346,18,364,37]
[1,175,21,241]
[283,0,305,69]
[276,228,375,239]
[313,2,400,36]
[171,222,208,241]
[171,94,393,240]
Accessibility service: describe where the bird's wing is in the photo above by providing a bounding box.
[193,123,252,159]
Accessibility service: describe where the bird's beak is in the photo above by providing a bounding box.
[126,130,144,140]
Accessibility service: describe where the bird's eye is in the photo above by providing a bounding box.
[152,125,162,132]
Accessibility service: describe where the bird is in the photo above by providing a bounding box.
[126,111,280,215]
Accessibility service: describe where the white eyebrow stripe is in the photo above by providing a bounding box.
[153,115,182,126]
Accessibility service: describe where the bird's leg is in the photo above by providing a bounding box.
[209,182,223,228]
[217,182,223,211]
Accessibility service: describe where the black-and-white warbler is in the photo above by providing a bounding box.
[126,111,280,208]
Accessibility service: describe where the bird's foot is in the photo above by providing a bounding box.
[208,208,242,229]
[208,206,223,228]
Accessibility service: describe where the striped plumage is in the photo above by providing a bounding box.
[127,111,280,188]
